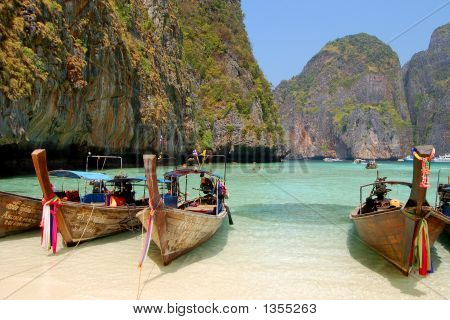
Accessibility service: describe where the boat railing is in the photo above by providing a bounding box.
[86,153,123,172]
[434,167,450,209]
[359,181,412,212]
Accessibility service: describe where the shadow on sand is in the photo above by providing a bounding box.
[137,221,232,294]
[438,230,450,251]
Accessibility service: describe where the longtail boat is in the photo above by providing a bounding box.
[365,160,377,169]
[137,154,230,265]
[350,145,450,275]
[31,149,143,249]
[0,191,42,237]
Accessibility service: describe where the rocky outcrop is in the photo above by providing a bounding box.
[174,0,283,154]
[0,0,193,156]
[0,0,282,169]
[274,33,412,159]
[403,23,450,154]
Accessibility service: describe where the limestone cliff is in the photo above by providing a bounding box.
[0,0,282,168]
[274,33,412,159]
[174,0,283,154]
[403,23,450,154]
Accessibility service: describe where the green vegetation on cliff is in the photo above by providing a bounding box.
[322,33,398,75]
[0,0,282,154]
[290,33,400,108]
[175,0,283,148]
[274,33,411,159]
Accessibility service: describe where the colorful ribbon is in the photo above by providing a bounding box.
[409,219,432,276]
[411,147,435,189]
[138,198,162,269]
[138,209,154,269]
[41,194,61,253]
[419,159,431,188]
[411,147,435,161]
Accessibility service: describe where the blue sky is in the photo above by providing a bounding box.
[241,0,450,86]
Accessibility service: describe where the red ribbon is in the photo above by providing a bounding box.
[419,232,428,276]
[419,159,431,188]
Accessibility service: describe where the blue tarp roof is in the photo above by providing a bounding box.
[49,170,112,181]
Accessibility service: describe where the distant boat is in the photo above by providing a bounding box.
[350,145,450,275]
[433,153,450,163]
[403,155,413,162]
[403,153,450,163]
[323,158,342,162]
[365,160,377,169]
[353,159,367,164]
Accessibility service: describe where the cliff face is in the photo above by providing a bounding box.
[175,0,283,153]
[0,0,282,163]
[274,33,412,159]
[403,23,450,154]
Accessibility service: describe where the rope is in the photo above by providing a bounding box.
[135,183,163,298]
[3,203,96,299]
[135,208,158,300]
[136,222,145,299]
[72,204,96,247]
[136,247,157,300]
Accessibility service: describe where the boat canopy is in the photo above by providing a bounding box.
[164,168,222,179]
[49,170,112,181]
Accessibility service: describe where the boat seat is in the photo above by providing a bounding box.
[163,194,178,207]
[186,203,216,214]
[81,193,105,204]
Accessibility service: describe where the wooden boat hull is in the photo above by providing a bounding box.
[0,191,42,237]
[350,205,449,274]
[137,206,227,265]
[56,202,141,246]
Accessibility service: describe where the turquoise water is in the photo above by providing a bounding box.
[0,161,449,299]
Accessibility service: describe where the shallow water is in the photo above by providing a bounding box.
[0,161,449,299]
